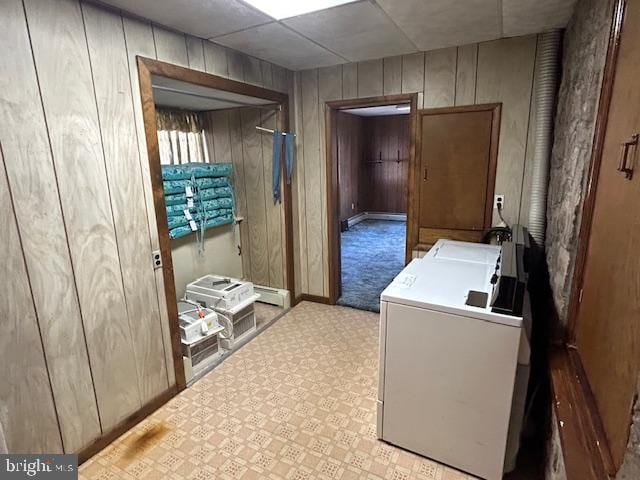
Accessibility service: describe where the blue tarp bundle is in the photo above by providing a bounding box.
[162,162,235,240]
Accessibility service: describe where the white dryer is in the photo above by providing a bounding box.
[377,240,530,480]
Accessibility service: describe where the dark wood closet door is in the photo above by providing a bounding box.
[574,0,640,466]
[417,107,497,236]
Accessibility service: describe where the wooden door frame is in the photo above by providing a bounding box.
[137,57,295,391]
[411,103,502,249]
[566,0,625,344]
[547,1,625,478]
[325,93,419,305]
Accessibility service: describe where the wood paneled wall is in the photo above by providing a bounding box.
[360,115,410,214]
[203,108,286,289]
[292,35,541,297]
[336,112,365,222]
[0,0,292,454]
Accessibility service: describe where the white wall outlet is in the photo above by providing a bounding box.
[494,194,505,210]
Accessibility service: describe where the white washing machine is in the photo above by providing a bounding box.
[377,241,530,480]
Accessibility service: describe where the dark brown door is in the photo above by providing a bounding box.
[416,105,499,247]
[574,0,640,467]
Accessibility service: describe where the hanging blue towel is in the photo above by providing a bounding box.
[284,133,295,185]
[272,129,284,203]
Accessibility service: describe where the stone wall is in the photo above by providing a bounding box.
[545,0,614,334]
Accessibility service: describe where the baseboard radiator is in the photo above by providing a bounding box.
[347,212,407,228]
[254,285,291,308]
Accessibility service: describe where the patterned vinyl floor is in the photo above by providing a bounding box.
[79,302,475,480]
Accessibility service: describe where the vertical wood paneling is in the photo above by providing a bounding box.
[206,110,232,163]
[83,3,168,402]
[185,35,205,71]
[300,69,324,296]
[293,72,308,295]
[244,56,263,86]
[401,53,425,93]
[228,110,252,280]
[342,63,357,99]
[455,43,478,106]
[402,52,424,107]
[476,35,537,225]
[0,0,100,452]
[241,109,270,285]
[203,41,228,77]
[297,36,540,296]
[357,59,383,98]
[122,16,176,387]
[260,111,284,288]
[152,26,188,66]
[424,47,457,108]
[272,65,289,93]
[261,61,274,89]
[227,49,245,82]
[25,0,141,429]
[0,149,63,453]
[383,55,402,95]
[318,66,342,295]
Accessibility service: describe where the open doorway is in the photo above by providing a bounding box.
[325,94,418,311]
[137,58,295,388]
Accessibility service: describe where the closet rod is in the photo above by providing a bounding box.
[256,126,296,136]
[153,85,281,111]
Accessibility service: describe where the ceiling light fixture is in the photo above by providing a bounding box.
[243,0,359,20]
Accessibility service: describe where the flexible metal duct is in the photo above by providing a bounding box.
[528,30,562,245]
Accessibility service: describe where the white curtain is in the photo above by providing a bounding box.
[156,109,209,165]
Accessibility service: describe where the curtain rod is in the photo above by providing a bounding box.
[153,85,281,111]
[256,126,296,136]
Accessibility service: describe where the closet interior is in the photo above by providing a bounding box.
[149,72,292,385]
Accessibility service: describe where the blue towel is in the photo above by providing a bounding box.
[284,133,295,185]
[272,130,284,203]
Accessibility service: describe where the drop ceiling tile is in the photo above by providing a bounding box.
[502,0,577,36]
[283,1,417,62]
[214,23,345,71]
[376,0,501,51]
[99,0,271,38]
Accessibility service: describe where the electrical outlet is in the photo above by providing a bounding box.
[351,203,355,210]
[494,194,505,210]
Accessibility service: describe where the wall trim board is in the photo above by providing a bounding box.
[136,56,295,391]
[78,386,176,464]
[566,0,624,345]
[549,347,614,479]
[409,103,502,253]
[325,93,419,304]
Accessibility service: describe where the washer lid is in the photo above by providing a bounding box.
[381,258,522,328]
[427,239,501,265]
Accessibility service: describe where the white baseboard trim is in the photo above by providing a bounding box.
[347,212,407,227]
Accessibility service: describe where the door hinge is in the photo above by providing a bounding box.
[152,250,163,270]
[578,288,583,303]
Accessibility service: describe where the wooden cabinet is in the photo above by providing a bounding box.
[572,0,640,467]
[412,104,501,249]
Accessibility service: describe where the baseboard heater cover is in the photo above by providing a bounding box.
[254,285,291,308]
[347,212,407,228]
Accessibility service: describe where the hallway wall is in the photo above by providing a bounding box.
[0,0,291,454]
[292,34,545,297]
[336,111,365,222]
[360,114,410,214]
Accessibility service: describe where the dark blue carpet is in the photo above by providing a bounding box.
[337,219,406,313]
